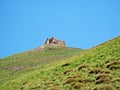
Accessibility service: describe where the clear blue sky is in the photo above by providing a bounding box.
[0,0,120,58]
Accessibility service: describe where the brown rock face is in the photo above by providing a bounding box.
[44,37,66,47]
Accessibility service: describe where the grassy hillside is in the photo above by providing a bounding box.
[0,36,120,90]
[0,47,84,89]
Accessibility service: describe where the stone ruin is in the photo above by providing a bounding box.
[35,37,66,50]
[44,37,66,47]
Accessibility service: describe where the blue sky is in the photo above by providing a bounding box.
[0,0,120,58]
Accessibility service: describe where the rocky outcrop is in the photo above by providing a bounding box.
[35,37,66,51]
[44,37,66,47]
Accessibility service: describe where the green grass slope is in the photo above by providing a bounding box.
[0,36,120,90]
[0,47,84,89]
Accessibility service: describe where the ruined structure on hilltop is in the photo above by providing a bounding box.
[35,37,66,51]
[44,37,66,47]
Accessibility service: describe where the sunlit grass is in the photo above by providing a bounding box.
[0,36,120,90]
